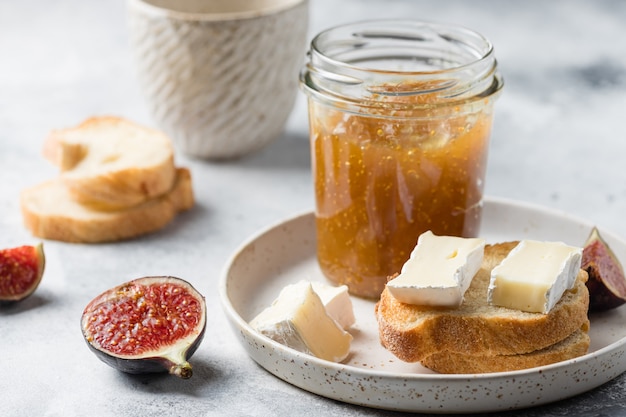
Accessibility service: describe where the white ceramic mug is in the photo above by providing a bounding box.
[128,0,309,159]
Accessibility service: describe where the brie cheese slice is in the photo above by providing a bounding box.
[386,231,485,307]
[249,281,352,362]
[488,240,582,313]
[311,281,355,329]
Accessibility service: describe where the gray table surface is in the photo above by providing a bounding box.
[2,0,626,416]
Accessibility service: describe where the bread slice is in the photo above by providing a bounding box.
[20,168,193,243]
[420,323,590,374]
[375,242,590,363]
[43,116,176,210]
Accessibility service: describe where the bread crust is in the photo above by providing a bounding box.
[420,323,590,374]
[20,168,194,243]
[375,242,590,363]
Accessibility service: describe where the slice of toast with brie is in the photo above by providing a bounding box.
[376,241,590,373]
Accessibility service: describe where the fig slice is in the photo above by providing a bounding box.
[0,243,45,302]
[81,276,206,379]
[582,227,626,312]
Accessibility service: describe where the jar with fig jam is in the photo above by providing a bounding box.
[300,20,503,299]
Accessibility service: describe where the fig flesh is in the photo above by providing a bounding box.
[0,243,45,302]
[582,227,626,312]
[81,276,206,379]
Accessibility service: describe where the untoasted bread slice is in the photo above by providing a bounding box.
[43,116,176,210]
[375,242,590,362]
[20,168,193,243]
[420,323,590,374]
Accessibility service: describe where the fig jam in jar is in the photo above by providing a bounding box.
[300,20,503,298]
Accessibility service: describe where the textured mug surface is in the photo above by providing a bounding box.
[128,0,309,159]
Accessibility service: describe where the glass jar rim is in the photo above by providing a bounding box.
[300,19,503,111]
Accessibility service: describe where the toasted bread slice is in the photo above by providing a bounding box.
[20,168,193,243]
[43,116,176,210]
[375,242,590,362]
[420,322,590,374]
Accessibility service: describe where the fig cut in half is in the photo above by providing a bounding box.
[582,227,626,312]
[0,243,45,302]
[81,276,206,379]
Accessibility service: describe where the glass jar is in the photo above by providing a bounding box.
[300,20,503,299]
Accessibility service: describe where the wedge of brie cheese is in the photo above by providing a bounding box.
[386,231,485,307]
[249,281,352,362]
[488,240,582,313]
[311,281,355,329]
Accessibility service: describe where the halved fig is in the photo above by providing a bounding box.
[0,243,45,302]
[81,276,206,379]
[582,227,626,312]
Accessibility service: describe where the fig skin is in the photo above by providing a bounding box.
[81,276,207,379]
[83,326,205,379]
[0,243,45,303]
[582,227,626,312]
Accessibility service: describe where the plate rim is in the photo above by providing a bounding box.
[218,196,626,411]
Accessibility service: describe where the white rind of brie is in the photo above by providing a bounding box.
[386,231,485,307]
[488,240,582,314]
[249,281,353,362]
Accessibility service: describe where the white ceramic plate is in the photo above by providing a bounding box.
[219,197,626,413]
